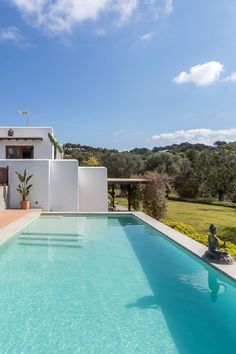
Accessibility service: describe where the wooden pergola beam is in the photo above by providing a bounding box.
[107,178,148,211]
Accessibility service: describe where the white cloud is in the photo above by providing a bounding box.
[139,31,154,41]
[10,0,45,13]
[173,61,224,86]
[145,0,173,19]
[151,128,236,145]
[95,28,107,36]
[224,72,236,82]
[113,0,138,25]
[114,129,125,135]
[0,26,29,46]
[9,0,173,35]
[164,0,173,14]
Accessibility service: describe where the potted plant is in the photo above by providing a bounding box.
[15,169,33,209]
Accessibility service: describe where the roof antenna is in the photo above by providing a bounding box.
[19,110,29,127]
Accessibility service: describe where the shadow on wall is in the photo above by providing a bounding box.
[0,186,9,210]
[122,222,236,354]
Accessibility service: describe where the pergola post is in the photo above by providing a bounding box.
[111,184,115,209]
[107,178,148,212]
[127,184,131,211]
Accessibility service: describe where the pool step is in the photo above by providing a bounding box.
[18,218,87,248]
[19,236,82,242]
[77,217,86,235]
[21,232,83,238]
[18,232,83,248]
[17,239,82,248]
[19,233,83,241]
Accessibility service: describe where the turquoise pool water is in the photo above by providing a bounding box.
[0,215,236,353]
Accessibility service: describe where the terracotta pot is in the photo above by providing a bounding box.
[21,200,30,210]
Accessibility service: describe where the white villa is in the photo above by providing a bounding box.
[0,127,108,212]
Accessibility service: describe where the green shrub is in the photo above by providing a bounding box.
[143,172,173,220]
[168,196,236,209]
[161,218,236,260]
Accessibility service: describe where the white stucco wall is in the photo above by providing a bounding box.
[50,160,79,211]
[0,160,50,210]
[0,159,79,211]
[0,127,54,159]
[0,160,108,212]
[0,186,9,210]
[78,167,108,212]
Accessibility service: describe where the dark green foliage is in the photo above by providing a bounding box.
[102,152,144,178]
[145,152,184,176]
[153,142,212,153]
[130,184,143,211]
[175,159,200,198]
[63,140,236,203]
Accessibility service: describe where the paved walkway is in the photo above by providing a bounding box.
[0,210,32,229]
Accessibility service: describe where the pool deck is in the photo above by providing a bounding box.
[0,209,42,246]
[0,210,32,228]
[1,209,236,282]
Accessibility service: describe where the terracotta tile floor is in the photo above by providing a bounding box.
[0,210,31,228]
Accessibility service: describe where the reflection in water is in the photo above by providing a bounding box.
[126,295,159,310]
[124,223,236,354]
[208,272,226,302]
[48,235,54,263]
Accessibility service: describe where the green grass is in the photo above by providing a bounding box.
[116,196,236,259]
[166,200,236,245]
[115,196,128,207]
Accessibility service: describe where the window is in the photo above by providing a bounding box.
[6,146,34,159]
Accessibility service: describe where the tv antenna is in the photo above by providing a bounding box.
[19,110,29,127]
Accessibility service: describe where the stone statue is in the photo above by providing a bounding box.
[203,224,233,264]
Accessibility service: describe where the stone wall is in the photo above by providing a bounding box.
[0,186,9,210]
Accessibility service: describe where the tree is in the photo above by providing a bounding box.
[213,141,227,148]
[193,149,236,201]
[175,159,200,198]
[145,152,184,176]
[142,171,173,219]
[102,152,144,177]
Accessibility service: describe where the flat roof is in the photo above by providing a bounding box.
[0,126,52,129]
[0,137,43,141]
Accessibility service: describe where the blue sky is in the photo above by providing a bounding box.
[1,0,236,150]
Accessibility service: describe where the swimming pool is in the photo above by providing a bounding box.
[0,214,236,353]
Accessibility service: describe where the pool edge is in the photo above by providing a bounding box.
[133,211,236,282]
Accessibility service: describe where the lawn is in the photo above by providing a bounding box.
[166,200,236,245]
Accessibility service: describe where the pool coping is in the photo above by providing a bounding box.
[133,211,236,282]
[1,210,236,281]
[0,210,42,247]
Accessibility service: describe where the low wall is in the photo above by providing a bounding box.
[0,160,50,210]
[50,160,79,211]
[78,167,108,212]
[0,160,108,212]
[0,160,79,211]
[0,186,9,210]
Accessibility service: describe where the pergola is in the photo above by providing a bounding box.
[107,178,148,211]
